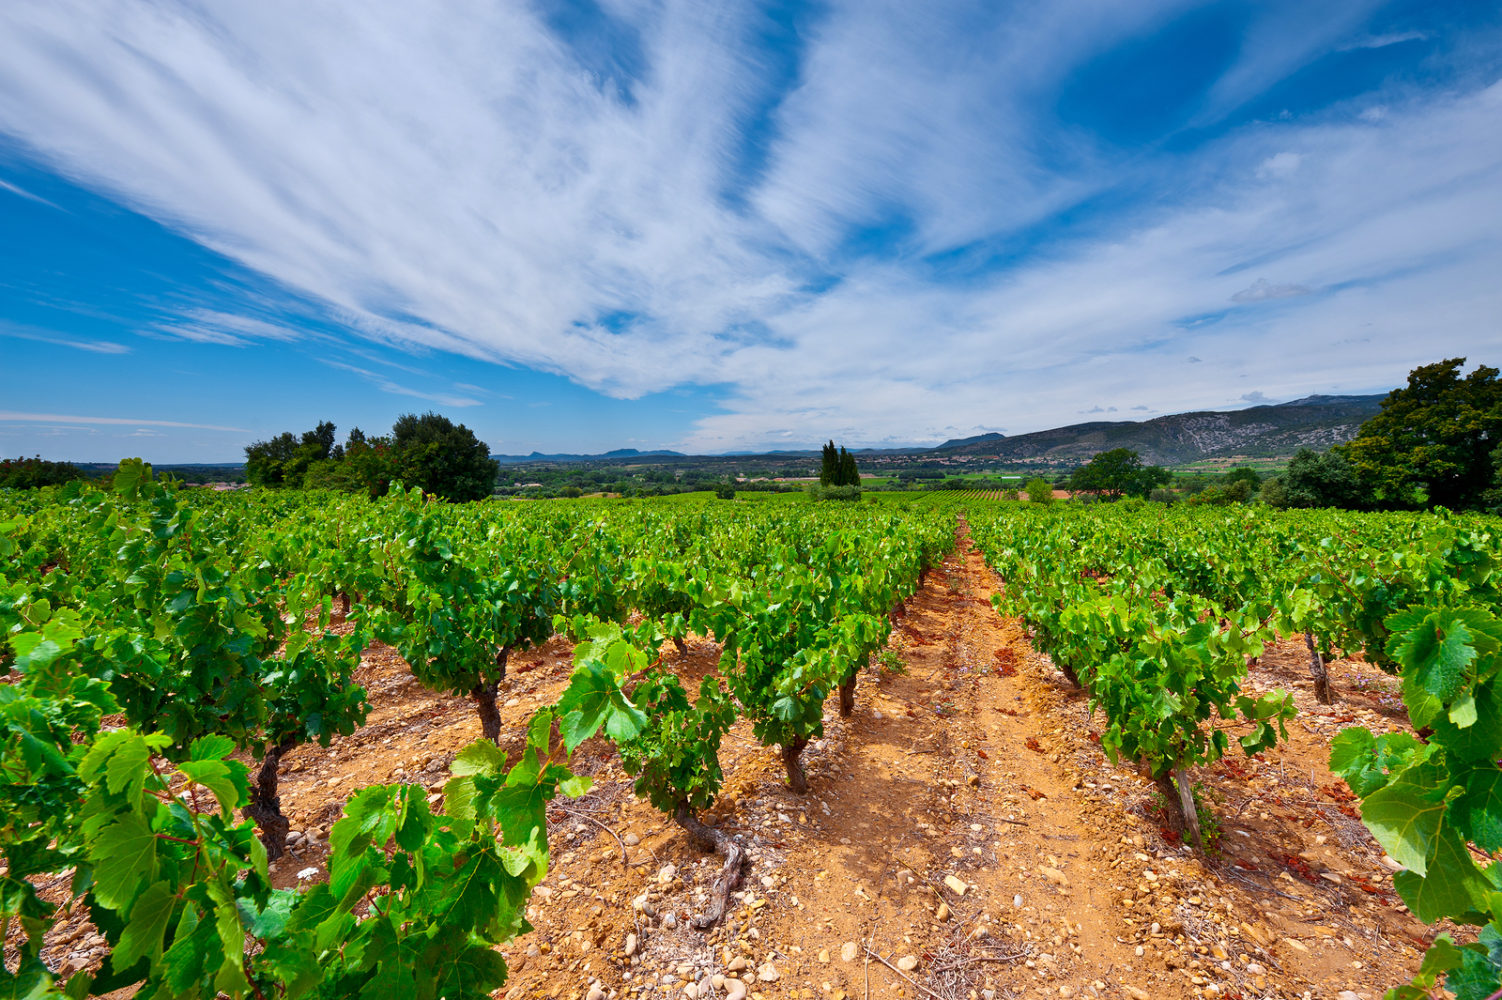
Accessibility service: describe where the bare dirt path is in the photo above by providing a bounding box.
[16,521,1438,1000]
[479,522,1429,1000]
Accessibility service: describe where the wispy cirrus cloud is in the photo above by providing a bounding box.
[1,322,129,354]
[151,310,303,347]
[0,175,59,208]
[1339,30,1428,51]
[0,1,1497,454]
[1231,278,1313,302]
[0,411,247,432]
[319,360,482,408]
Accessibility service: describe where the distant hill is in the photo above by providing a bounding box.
[492,448,686,465]
[931,394,1385,464]
[933,431,1006,451]
[488,394,1385,466]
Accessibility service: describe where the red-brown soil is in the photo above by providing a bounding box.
[16,527,1442,1000]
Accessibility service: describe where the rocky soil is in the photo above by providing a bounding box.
[14,527,1446,1000]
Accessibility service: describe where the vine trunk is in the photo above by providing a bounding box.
[243,737,297,860]
[781,737,810,794]
[673,802,746,930]
[1304,631,1333,705]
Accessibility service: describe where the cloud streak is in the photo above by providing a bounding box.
[1,322,130,354]
[319,360,482,408]
[0,1,1497,452]
[0,411,248,432]
[0,175,59,208]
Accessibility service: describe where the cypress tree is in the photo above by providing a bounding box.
[820,441,838,485]
[837,447,860,487]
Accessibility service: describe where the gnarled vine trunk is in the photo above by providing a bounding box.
[243,737,296,860]
[673,636,688,656]
[838,671,857,717]
[781,736,810,794]
[340,592,351,616]
[1304,631,1333,704]
[471,648,508,742]
[673,802,746,930]
[1154,768,1204,854]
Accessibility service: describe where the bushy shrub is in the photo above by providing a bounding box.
[1024,477,1054,504]
[807,483,862,502]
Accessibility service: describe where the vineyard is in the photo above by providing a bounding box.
[3,473,1500,1000]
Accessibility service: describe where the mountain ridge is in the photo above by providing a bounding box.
[489,394,1387,465]
[926,394,1386,464]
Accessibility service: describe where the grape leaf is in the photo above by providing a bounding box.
[1361,771,1448,875]
[1394,829,1491,923]
[113,880,176,969]
[178,760,239,817]
[89,813,157,909]
[1453,767,1502,854]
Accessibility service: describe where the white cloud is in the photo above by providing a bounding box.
[1231,277,1313,302]
[1195,2,1384,122]
[153,310,304,347]
[0,1,800,396]
[1339,30,1428,51]
[675,80,1502,449]
[1,322,130,354]
[0,2,1497,452]
[319,360,482,408]
[0,411,247,432]
[1257,152,1302,179]
[0,176,59,208]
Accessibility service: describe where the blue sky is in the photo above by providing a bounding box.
[1,0,1499,462]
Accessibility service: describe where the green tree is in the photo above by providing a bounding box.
[819,441,838,486]
[1023,477,1054,504]
[244,421,336,488]
[244,431,298,487]
[1068,449,1169,500]
[302,427,393,496]
[1186,479,1254,505]
[1224,466,1262,491]
[836,446,860,486]
[1275,447,1363,509]
[0,456,84,489]
[1257,476,1287,507]
[389,412,499,502]
[1343,358,1502,509]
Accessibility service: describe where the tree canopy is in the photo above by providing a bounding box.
[1341,358,1501,510]
[1266,447,1364,509]
[1224,466,1262,490]
[0,456,85,489]
[243,415,496,501]
[390,412,499,502]
[819,441,861,487]
[244,421,336,487]
[1068,448,1170,500]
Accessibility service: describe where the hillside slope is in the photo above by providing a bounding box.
[935,394,1384,464]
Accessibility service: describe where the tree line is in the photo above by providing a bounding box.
[1053,357,1500,512]
[244,412,498,501]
